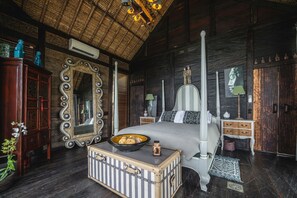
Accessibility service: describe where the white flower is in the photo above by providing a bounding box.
[12,132,19,138]
[12,128,19,133]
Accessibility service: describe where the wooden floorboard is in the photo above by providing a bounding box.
[1,144,297,197]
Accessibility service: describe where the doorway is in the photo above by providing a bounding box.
[253,63,297,156]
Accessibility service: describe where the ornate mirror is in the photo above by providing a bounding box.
[59,58,104,148]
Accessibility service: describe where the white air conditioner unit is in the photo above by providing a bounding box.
[68,38,100,59]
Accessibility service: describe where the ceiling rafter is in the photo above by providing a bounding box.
[126,39,141,59]
[78,0,97,39]
[88,0,114,43]
[105,14,130,51]
[120,24,143,57]
[54,0,68,29]
[97,6,126,48]
[67,0,84,35]
[39,0,49,23]
[88,0,144,42]
[111,19,139,54]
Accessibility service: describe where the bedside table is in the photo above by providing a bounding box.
[140,117,156,125]
[221,119,255,155]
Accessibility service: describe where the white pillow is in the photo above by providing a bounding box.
[174,111,185,123]
[158,111,164,122]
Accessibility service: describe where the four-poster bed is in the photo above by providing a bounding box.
[113,31,221,192]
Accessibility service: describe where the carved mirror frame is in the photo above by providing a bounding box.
[59,58,104,148]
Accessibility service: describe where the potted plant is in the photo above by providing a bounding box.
[0,121,27,192]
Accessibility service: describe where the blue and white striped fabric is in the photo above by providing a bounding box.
[172,84,201,111]
[88,149,181,198]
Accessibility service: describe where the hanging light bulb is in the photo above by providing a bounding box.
[133,14,141,22]
[127,6,134,14]
[147,0,157,3]
[152,0,162,10]
[121,0,131,6]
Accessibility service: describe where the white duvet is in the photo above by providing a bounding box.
[118,122,220,160]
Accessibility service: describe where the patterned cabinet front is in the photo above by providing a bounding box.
[88,142,182,198]
[23,61,52,174]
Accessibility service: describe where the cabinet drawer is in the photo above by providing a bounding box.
[223,121,238,128]
[140,118,155,123]
[238,122,251,129]
[239,130,251,136]
[223,128,239,135]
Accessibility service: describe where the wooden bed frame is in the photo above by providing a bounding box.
[113,31,221,192]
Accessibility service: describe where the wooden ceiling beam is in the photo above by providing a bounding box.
[126,39,141,59]
[120,24,143,57]
[78,0,97,39]
[105,13,130,51]
[39,0,49,23]
[112,19,139,54]
[67,0,84,35]
[54,0,68,29]
[235,0,297,12]
[257,0,297,11]
[88,0,144,42]
[88,0,114,43]
[97,6,125,47]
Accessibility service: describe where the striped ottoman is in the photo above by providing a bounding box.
[88,142,182,198]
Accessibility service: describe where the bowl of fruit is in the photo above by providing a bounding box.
[108,134,150,152]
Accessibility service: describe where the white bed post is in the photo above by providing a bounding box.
[200,30,208,160]
[199,30,210,192]
[162,80,165,113]
[216,71,221,126]
[114,61,119,135]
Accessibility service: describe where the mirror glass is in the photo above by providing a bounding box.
[60,58,103,148]
[73,70,94,135]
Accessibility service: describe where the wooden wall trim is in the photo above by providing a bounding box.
[0,26,37,44]
[185,0,190,43]
[38,26,46,67]
[246,28,254,120]
[209,0,216,36]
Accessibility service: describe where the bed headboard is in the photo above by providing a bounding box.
[172,84,201,111]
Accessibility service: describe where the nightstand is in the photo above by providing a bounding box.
[221,119,255,155]
[140,117,156,125]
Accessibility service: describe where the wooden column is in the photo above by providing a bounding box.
[114,61,119,135]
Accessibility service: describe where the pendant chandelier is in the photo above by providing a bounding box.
[121,0,162,25]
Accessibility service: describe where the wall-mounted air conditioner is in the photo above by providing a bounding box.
[68,38,100,59]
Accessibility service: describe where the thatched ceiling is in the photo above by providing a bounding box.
[12,0,174,61]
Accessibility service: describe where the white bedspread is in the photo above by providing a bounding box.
[118,122,220,160]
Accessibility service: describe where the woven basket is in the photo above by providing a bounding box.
[224,140,235,151]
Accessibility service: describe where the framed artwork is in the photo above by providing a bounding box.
[224,66,244,97]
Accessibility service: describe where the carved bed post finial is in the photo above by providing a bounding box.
[114,61,119,135]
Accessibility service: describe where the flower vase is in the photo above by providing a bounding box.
[0,170,18,192]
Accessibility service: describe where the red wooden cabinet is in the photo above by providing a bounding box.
[0,57,52,175]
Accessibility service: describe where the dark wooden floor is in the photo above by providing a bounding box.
[1,144,297,198]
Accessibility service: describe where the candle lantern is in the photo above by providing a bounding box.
[153,140,161,156]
